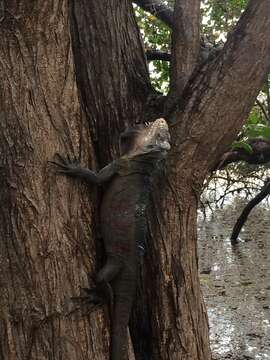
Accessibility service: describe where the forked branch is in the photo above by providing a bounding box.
[169,0,270,173]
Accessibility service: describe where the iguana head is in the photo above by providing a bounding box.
[120,118,171,157]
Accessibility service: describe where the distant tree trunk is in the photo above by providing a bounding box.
[231,179,270,243]
[1,1,270,360]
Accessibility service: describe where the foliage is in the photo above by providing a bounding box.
[234,97,270,154]
[201,0,248,42]
[231,140,253,154]
[244,123,270,140]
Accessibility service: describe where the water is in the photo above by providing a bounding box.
[198,197,270,359]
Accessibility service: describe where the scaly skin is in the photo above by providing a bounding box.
[51,119,170,360]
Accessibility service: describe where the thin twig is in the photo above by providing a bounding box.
[255,99,270,123]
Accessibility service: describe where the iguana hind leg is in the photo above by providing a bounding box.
[70,256,123,315]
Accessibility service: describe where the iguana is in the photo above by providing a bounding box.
[52,118,170,360]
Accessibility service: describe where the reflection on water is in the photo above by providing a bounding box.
[198,197,270,360]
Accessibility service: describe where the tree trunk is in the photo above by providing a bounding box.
[0,1,110,359]
[135,172,210,360]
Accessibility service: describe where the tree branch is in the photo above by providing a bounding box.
[146,50,171,61]
[216,138,270,170]
[146,45,222,63]
[231,179,270,244]
[133,0,174,28]
[169,0,201,97]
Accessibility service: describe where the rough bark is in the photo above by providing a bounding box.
[0,1,110,359]
[169,0,201,97]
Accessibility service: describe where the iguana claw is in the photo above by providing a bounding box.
[49,154,81,176]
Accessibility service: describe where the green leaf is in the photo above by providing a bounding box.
[232,141,253,154]
[244,124,270,139]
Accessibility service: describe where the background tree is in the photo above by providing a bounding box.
[1,1,270,360]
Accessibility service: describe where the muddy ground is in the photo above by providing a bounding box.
[198,197,270,360]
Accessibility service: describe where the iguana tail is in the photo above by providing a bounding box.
[111,268,136,360]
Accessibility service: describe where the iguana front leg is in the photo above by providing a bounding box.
[50,154,121,314]
[50,154,117,185]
